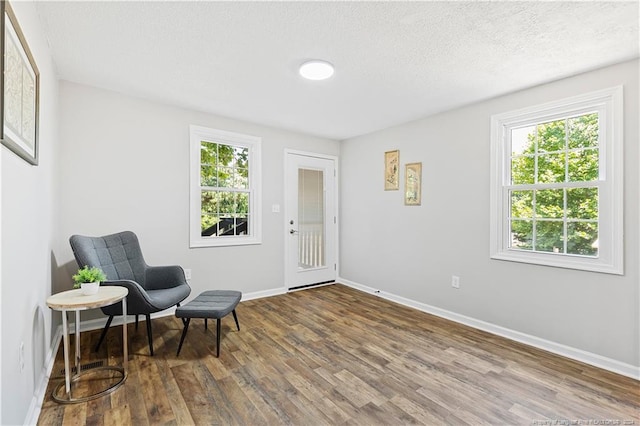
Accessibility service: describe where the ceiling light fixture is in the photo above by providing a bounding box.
[299,60,334,81]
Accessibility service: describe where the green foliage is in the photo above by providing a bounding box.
[72,266,107,288]
[200,142,249,188]
[510,113,599,256]
[199,141,250,235]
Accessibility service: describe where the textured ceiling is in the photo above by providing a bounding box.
[36,1,639,140]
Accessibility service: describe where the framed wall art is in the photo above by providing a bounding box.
[384,149,399,190]
[1,1,40,165]
[404,162,422,206]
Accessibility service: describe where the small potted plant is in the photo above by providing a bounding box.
[72,266,107,295]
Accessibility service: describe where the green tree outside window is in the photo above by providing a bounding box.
[509,113,599,256]
[200,141,250,236]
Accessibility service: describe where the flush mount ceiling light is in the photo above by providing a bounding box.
[299,60,335,80]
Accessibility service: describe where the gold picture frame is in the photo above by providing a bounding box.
[404,162,422,205]
[1,1,40,165]
[384,150,399,190]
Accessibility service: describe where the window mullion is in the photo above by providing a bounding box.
[564,118,569,182]
[563,188,568,254]
[534,125,539,185]
[532,190,537,251]
[563,119,569,255]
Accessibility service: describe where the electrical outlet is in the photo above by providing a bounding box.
[184,269,192,280]
[451,275,460,289]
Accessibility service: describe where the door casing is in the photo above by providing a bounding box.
[284,149,339,290]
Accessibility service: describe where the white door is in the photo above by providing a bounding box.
[285,151,337,289]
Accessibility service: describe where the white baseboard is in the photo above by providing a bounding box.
[338,277,640,380]
[77,309,180,334]
[242,287,287,301]
[24,327,62,426]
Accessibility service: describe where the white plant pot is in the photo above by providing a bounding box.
[80,282,100,295]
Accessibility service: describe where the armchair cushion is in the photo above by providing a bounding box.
[145,265,188,290]
[147,285,192,311]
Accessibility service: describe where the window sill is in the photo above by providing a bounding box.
[190,236,262,248]
[490,249,623,275]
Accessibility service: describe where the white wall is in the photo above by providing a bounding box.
[340,60,639,369]
[1,2,59,424]
[56,82,340,314]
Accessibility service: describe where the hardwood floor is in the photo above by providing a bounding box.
[38,284,639,425]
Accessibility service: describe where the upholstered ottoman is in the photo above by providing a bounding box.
[175,290,241,357]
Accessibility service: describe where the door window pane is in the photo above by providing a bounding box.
[298,168,325,269]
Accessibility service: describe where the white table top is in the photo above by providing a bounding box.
[46,286,128,311]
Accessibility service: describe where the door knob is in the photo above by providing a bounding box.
[289,229,298,234]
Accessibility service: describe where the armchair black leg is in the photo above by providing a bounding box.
[232,309,240,331]
[135,315,139,330]
[146,314,154,356]
[95,316,114,352]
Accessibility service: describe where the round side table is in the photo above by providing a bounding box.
[46,286,128,404]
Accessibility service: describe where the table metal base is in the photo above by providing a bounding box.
[47,287,129,405]
[52,366,126,404]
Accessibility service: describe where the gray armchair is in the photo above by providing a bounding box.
[69,231,191,355]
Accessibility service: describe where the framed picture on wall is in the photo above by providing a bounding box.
[384,149,399,190]
[1,1,40,165]
[404,162,422,205]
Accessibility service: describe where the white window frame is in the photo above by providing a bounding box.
[190,125,262,248]
[490,86,623,274]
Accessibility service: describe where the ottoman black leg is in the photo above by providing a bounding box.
[177,318,191,356]
[216,318,221,357]
[232,309,240,331]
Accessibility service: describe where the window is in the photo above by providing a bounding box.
[190,125,262,247]
[490,87,623,274]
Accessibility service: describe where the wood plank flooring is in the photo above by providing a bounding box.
[38,284,639,425]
